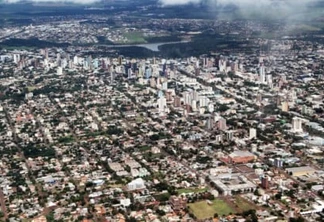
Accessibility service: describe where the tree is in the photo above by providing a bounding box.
[289,217,305,222]
[46,212,55,222]
[126,217,137,222]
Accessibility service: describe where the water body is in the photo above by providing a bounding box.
[104,41,190,52]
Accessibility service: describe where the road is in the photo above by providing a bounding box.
[0,188,8,220]
[2,105,47,213]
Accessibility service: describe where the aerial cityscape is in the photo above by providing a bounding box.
[1,0,324,222]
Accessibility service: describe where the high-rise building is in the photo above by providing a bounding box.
[192,100,197,111]
[195,67,200,76]
[110,72,115,83]
[301,105,308,115]
[208,104,214,113]
[127,68,133,79]
[292,117,303,133]
[249,128,257,139]
[206,115,214,130]
[158,90,164,98]
[165,91,172,101]
[261,176,270,189]
[145,68,152,79]
[219,58,226,73]
[43,48,49,60]
[274,158,283,168]
[226,130,233,141]
[13,54,20,64]
[184,92,192,105]
[162,81,168,91]
[158,96,167,114]
[174,96,181,107]
[57,67,63,75]
[281,101,289,112]
[218,118,227,131]
[203,57,208,68]
[192,90,199,101]
[259,63,266,84]
[56,53,61,65]
[118,56,123,65]
[73,55,79,65]
[150,78,156,88]
[199,96,208,107]
[266,74,273,86]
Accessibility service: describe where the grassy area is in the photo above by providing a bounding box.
[177,187,208,194]
[108,184,124,188]
[27,86,36,92]
[235,196,256,212]
[189,199,235,219]
[138,145,151,152]
[136,116,144,123]
[123,32,146,44]
[58,135,74,143]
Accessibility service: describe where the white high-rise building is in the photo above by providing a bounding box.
[259,64,266,84]
[162,81,168,91]
[158,96,167,114]
[73,56,79,65]
[266,74,272,86]
[219,59,226,73]
[208,104,214,113]
[282,101,289,112]
[184,92,192,105]
[192,90,199,101]
[199,96,209,107]
[249,128,257,139]
[192,100,197,111]
[57,67,63,75]
[13,54,20,64]
[292,117,303,132]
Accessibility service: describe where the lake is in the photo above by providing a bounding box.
[103,41,190,52]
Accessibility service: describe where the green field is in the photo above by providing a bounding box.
[27,86,36,92]
[177,187,208,194]
[189,199,235,219]
[123,32,146,44]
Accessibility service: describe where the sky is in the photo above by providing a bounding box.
[0,0,320,19]
[1,0,318,7]
[159,0,320,22]
[159,0,317,6]
[3,0,100,3]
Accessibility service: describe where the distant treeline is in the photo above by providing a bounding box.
[0,38,70,48]
[0,33,256,59]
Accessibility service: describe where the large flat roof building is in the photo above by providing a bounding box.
[286,166,316,177]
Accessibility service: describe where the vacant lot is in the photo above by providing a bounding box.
[235,196,256,212]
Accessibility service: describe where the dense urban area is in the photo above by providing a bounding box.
[1,0,324,222]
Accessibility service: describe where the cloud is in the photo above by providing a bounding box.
[4,0,100,4]
[159,0,318,21]
[159,0,316,6]
[159,0,201,5]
